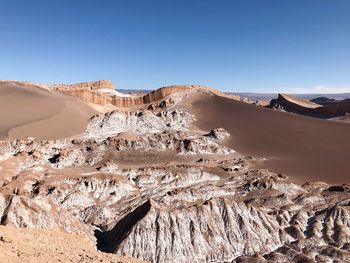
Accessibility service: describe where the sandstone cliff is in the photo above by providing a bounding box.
[1,80,240,108]
[52,81,240,107]
[51,80,115,91]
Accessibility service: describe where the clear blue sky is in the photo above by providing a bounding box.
[1,0,350,93]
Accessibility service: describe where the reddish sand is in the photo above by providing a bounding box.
[0,225,144,263]
[192,93,350,184]
[0,82,97,140]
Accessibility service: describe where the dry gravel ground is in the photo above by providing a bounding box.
[0,226,145,263]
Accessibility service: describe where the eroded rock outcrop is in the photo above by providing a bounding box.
[0,84,349,263]
[269,93,350,118]
[1,122,349,262]
[85,109,195,139]
[52,81,240,107]
[51,80,115,91]
[98,198,285,262]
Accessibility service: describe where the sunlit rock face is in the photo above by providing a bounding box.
[52,81,240,107]
[268,93,350,119]
[52,80,115,91]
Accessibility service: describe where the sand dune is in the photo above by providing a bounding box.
[192,92,350,184]
[2,80,349,184]
[1,83,350,262]
[0,82,97,140]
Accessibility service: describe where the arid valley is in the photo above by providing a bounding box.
[0,80,350,262]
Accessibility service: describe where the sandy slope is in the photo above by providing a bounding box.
[280,93,322,108]
[191,92,350,184]
[0,225,145,263]
[2,81,349,184]
[0,82,97,140]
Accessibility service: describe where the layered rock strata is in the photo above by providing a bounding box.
[51,80,115,91]
[52,81,240,107]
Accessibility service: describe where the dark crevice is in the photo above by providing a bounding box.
[95,200,152,253]
[48,154,60,164]
[0,196,13,225]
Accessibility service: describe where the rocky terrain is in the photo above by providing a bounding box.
[242,97,270,107]
[0,80,350,262]
[50,80,240,107]
[268,93,350,119]
[0,225,144,263]
[241,93,350,122]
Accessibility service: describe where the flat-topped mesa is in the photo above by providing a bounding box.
[53,83,241,107]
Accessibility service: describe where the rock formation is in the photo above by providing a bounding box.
[242,97,270,107]
[0,81,349,262]
[50,80,240,107]
[51,79,115,91]
[310,96,337,105]
[269,93,350,118]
